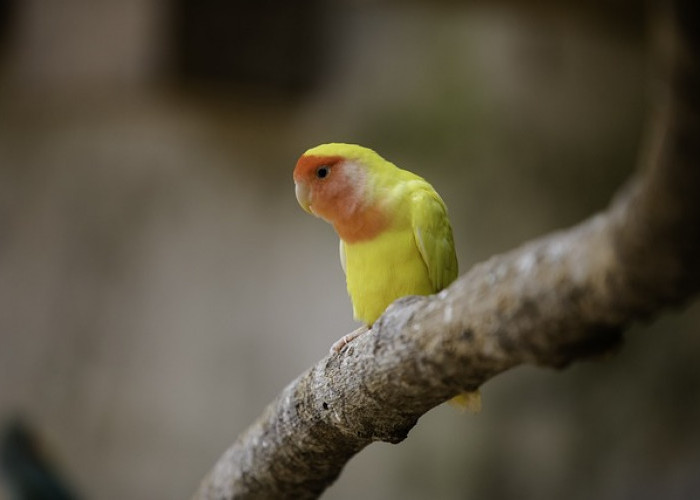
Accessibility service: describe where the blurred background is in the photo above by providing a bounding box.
[0,0,699,499]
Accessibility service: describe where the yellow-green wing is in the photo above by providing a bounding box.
[411,188,458,292]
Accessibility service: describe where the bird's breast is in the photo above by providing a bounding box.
[343,229,433,324]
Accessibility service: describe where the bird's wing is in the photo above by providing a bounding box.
[411,188,458,291]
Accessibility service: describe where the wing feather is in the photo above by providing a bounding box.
[411,188,458,291]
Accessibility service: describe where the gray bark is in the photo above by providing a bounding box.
[193,1,700,498]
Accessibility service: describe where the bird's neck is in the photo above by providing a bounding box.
[332,202,389,243]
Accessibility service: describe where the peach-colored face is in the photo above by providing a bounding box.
[293,154,387,242]
[293,154,354,222]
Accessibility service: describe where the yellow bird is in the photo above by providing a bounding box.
[293,143,479,410]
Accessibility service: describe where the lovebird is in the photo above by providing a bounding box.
[293,143,480,410]
[294,143,457,338]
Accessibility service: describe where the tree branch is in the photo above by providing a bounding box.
[193,1,700,498]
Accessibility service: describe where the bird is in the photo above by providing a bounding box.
[293,142,458,339]
[293,144,480,411]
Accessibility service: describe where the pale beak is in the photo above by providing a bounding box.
[295,181,313,214]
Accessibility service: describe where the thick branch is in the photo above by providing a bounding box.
[194,2,700,499]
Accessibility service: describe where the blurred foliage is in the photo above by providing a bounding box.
[1,419,80,500]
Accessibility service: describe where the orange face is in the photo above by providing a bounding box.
[293,154,345,219]
[293,153,387,242]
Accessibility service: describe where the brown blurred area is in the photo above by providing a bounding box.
[0,1,699,499]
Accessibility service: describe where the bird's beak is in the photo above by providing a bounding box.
[295,181,313,214]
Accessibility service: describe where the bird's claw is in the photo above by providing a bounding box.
[330,326,370,354]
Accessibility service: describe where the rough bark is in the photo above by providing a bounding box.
[193,1,700,498]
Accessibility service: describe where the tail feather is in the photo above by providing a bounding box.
[448,390,482,413]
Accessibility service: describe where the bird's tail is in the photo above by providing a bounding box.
[448,390,482,413]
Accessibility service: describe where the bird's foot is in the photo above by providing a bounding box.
[330,325,370,354]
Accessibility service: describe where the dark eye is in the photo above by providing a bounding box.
[316,166,330,179]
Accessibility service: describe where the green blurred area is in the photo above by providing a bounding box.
[0,1,698,499]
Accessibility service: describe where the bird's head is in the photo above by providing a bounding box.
[293,144,371,222]
[293,143,392,242]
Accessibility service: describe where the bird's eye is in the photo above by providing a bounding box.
[316,166,330,179]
